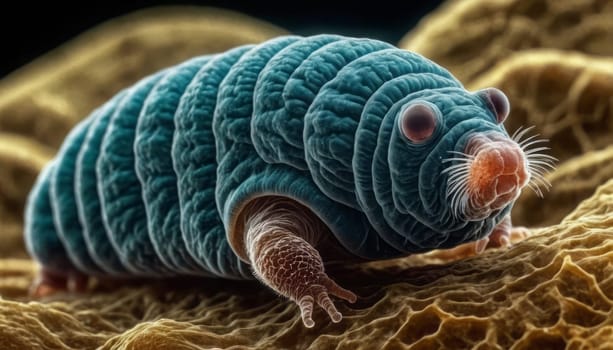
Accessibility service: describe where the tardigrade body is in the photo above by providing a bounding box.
[25,35,553,327]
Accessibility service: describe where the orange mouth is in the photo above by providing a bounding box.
[445,127,555,221]
[465,133,529,218]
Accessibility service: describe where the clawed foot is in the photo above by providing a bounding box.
[254,233,359,328]
[486,224,531,249]
[29,268,89,298]
[428,215,532,261]
[427,237,490,261]
[296,275,357,328]
[240,197,363,328]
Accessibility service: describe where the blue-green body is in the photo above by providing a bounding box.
[24,35,510,279]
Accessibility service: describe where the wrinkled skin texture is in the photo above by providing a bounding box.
[241,197,357,327]
[24,35,550,327]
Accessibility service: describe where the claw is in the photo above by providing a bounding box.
[29,268,89,298]
[298,295,315,328]
[297,281,356,327]
[316,290,342,323]
[242,197,359,328]
[510,226,531,243]
[498,235,511,248]
[324,277,357,303]
[474,237,489,254]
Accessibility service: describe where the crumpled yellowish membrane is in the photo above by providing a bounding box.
[1,2,612,349]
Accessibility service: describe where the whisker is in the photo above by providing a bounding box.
[511,125,534,141]
[446,170,469,179]
[448,169,469,181]
[531,176,551,190]
[447,174,464,183]
[527,162,556,172]
[531,169,549,182]
[529,171,549,181]
[448,176,468,186]
[450,190,460,210]
[443,149,474,219]
[529,160,555,170]
[512,125,536,143]
[449,185,468,202]
[443,169,469,179]
[530,170,552,185]
[446,164,470,173]
[529,165,550,176]
[448,181,466,193]
[529,160,557,170]
[518,134,541,147]
[448,181,467,198]
[527,182,544,198]
[539,179,553,189]
[447,150,475,158]
[526,153,558,162]
[524,146,551,155]
[447,150,465,156]
[448,176,470,220]
[452,190,467,220]
[530,182,550,195]
[510,125,524,140]
[442,167,460,175]
[520,138,549,149]
[442,157,473,164]
[530,176,548,189]
[510,125,557,198]
[529,168,552,181]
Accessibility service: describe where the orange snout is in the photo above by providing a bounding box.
[466,134,529,212]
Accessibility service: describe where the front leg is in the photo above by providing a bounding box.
[428,214,531,261]
[485,215,531,248]
[242,197,357,328]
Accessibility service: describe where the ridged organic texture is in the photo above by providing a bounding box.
[402,0,613,228]
[401,0,613,84]
[24,34,519,279]
[1,3,613,349]
[468,50,613,227]
[0,6,287,262]
[1,178,612,349]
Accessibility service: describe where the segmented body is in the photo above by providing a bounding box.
[25,35,509,279]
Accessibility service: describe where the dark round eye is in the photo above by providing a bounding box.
[399,103,437,143]
[482,87,510,124]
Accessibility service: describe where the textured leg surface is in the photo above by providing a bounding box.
[242,197,357,328]
[486,215,531,248]
[427,215,531,261]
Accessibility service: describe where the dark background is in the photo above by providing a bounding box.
[0,1,445,78]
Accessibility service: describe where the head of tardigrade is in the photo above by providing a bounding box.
[390,86,555,231]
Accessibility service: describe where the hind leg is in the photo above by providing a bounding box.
[428,215,531,261]
[30,267,90,298]
[239,197,357,328]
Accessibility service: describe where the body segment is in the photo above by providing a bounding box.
[24,35,553,326]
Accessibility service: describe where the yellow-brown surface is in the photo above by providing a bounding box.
[0,2,612,350]
[400,0,613,85]
[1,181,611,349]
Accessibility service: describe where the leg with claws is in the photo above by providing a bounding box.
[428,214,531,261]
[242,197,357,328]
[30,267,89,298]
[485,215,530,249]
